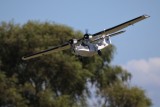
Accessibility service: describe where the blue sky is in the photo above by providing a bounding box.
[0,0,160,106]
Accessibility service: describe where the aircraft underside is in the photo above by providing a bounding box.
[74,45,96,57]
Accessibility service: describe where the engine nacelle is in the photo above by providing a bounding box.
[84,34,93,39]
[69,39,78,45]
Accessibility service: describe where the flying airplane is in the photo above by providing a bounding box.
[22,15,150,60]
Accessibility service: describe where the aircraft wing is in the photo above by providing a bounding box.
[22,43,70,60]
[92,15,150,39]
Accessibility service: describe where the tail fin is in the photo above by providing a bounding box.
[105,30,125,44]
[105,36,111,44]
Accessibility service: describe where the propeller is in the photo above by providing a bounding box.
[85,29,88,34]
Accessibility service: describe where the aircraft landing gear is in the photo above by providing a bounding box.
[97,50,102,56]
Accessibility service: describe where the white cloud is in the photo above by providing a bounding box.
[121,57,160,107]
[122,57,160,86]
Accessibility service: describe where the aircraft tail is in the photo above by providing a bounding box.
[105,30,125,44]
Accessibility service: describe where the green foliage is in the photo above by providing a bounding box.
[102,85,152,107]
[0,72,27,107]
[0,21,152,107]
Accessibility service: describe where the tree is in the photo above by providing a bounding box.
[0,72,27,107]
[0,21,152,107]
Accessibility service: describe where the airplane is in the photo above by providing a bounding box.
[22,15,150,60]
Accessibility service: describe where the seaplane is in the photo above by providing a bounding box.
[22,15,149,60]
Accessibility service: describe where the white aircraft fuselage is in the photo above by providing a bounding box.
[74,35,111,57]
